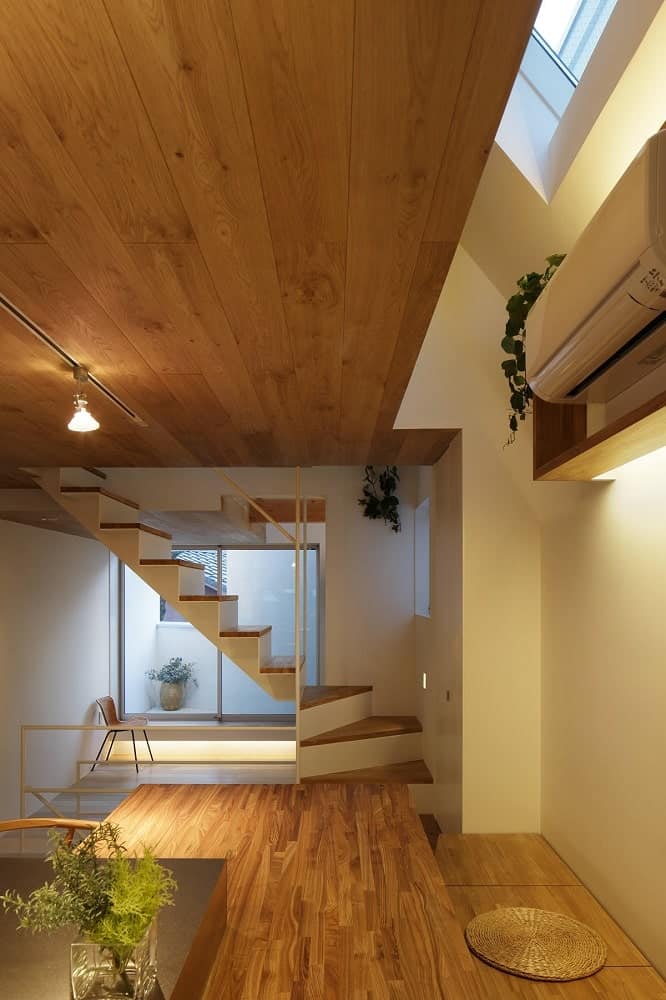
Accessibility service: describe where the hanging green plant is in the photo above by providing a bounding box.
[501,253,566,445]
[358,465,401,533]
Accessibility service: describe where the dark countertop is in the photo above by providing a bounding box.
[0,857,226,1000]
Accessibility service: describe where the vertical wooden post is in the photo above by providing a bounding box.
[533,395,587,478]
[20,725,26,818]
[294,467,301,783]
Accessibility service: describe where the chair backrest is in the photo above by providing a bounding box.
[96,695,120,727]
[0,818,98,846]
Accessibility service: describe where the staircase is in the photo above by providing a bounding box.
[38,470,298,701]
[299,685,433,784]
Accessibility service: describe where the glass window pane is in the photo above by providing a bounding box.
[122,565,218,716]
[534,0,618,81]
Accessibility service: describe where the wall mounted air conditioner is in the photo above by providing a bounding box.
[527,129,666,403]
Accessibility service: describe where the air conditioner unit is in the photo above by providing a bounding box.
[527,129,666,403]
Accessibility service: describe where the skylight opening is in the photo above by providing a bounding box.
[533,0,619,83]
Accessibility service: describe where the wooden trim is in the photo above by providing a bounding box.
[100,521,172,539]
[535,389,666,481]
[178,594,238,602]
[249,497,326,524]
[60,486,140,509]
[219,625,271,637]
[532,396,587,478]
[82,467,107,480]
[140,558,205,570]
[300,715,422,747]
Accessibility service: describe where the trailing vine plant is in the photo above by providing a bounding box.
[358,465,401,533]
[501,253,566,444]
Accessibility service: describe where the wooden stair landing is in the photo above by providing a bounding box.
[301,759,433,784]
[300,715,421,747]
[300,685,373,709]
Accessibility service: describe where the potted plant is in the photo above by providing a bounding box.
[358,465,402,532]
[146,657,197,711]
[1,822,175,999]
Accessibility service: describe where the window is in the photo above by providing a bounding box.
[534,0,619,83]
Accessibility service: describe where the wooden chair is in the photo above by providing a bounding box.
[92,696,154,775]
[0,817,98,846]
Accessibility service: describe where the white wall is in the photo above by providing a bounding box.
[0,521,111,818]
[398,246,542,831]
[541,447,666,976]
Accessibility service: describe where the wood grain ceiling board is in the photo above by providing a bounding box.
[105,0,306,462]
[1,0,192,243]
[231,2,352,462]
[0,0,537,469]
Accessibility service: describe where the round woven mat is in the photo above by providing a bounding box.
[465,907,607,982]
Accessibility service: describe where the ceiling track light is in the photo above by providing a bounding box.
[68,366,100,433]
[0,292,147,427]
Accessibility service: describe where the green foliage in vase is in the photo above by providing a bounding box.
[146,656,197,687]
[358,465,401,533]
[1,823,175,970]
[501,253,566,444]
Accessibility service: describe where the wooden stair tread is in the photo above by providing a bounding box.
[100,521,172,539]
[260,655,304,675]
[301,715,422,747]
[140,558,205,570]
[301,685,373,709]
[219,626,272,638]
[301,759,433,784]
[61,486,140,510]
[179,594,239,602]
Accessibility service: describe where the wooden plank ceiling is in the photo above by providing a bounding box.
[0,0,538,469]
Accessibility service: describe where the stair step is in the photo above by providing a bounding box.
[301,685,373,709]
[100,522,172,539]
[61,486,140,510]
[301,759,433,784]
[261,655,304,675]
[179,594,239,603]
[300,716,422,748]
[140,558,205,570]
[219,626,272,638]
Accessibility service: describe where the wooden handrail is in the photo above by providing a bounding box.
[0,818,98,846]
[215,468,297,543]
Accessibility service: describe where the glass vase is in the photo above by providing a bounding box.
[70,921,157,999]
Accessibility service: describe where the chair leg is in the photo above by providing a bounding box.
[143,730,154,762]
[91,731,110,772]
[105,731,118,761]
[131,729,139,774]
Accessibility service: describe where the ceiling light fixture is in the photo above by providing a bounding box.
[68,366,100,433]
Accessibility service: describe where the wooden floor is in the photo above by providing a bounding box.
[437,834,666,998]
[106,783,484,999]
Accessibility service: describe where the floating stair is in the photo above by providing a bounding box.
[299,714,424,778]
[301,759,433,784]
[300,715,422,747]
[38,470,295,701]
[301,685,372,708]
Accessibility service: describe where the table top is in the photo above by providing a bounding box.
[0,856,225,1000]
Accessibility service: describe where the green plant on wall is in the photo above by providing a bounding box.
[501,253,566,444]
[358,465,401,533]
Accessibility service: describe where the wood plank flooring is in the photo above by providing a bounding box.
[106,783,484,999]
[436,834,666,999]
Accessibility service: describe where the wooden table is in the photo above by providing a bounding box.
[106,783,484,999]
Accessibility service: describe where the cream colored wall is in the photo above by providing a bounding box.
[398,246,542,832]
[415,435,463,832]
[0,520,111,818]
[541,447,666,975]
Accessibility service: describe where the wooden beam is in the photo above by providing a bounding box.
[248,498,326,524]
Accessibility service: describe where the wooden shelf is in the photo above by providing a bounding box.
[534,390,666,481]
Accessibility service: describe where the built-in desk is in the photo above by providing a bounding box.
[0,857,226,1000]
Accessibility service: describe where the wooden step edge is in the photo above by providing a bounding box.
[300,685,373,710]
[260,655,304,675]
[300,759,434,784]
[178,594,239,603]
[100,522,172,540]
[60,486,140,510]
[140,558,205,570]
[300,715,422,748]
[219,626,272,638]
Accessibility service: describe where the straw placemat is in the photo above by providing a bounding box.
[465,907,607,982]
